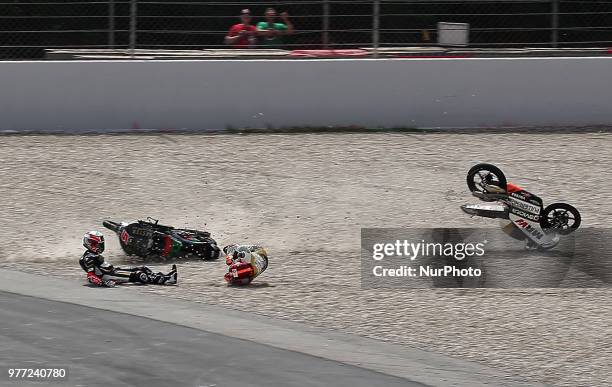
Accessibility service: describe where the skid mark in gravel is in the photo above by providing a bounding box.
[0,133,611,387]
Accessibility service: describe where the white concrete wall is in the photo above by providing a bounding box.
[1,58,611,132]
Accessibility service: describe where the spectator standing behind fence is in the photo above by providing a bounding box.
[256,8,294,48]
[225,9,257,48]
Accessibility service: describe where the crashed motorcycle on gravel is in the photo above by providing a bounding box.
[461,163,581,250]
[103,217,221,260]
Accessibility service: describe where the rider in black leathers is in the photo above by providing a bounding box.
[80,231,177,287]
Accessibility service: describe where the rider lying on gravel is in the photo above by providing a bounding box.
[80,231,177,287]
[223,244,268,286]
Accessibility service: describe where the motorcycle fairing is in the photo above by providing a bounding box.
[104,218,221,260]
[507,190,543,223]
[120,222,157,256]
[509,213,559,249]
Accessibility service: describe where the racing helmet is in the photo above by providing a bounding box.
[83,231,105,253]
[223,244,238,255]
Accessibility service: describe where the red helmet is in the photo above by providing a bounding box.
[83,231,105,253]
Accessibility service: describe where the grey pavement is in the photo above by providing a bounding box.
[0,269,537,387]
[0,291,419,387]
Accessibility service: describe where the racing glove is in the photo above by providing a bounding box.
[87,271,102,286]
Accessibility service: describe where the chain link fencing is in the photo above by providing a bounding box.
[1,0,611,58]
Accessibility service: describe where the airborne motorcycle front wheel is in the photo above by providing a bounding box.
[466,163,507,195]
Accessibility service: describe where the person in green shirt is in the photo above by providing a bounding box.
[256,8,295,48]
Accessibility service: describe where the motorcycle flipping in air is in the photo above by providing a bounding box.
[460,163,581,250]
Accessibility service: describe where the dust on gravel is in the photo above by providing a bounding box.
[0,133,610,386]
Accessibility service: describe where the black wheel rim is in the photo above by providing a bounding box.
[548,209,576,230]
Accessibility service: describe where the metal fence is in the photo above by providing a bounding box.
[1,0,612,58]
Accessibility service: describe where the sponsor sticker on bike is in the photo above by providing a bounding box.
[120,229,130,244]
[514,218,545,240]
[511,208,540,222]
[509,196,541,215]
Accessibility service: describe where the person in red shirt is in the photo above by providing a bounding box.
[225,9,257,48]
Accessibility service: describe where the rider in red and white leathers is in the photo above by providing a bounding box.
[223,244,268,286]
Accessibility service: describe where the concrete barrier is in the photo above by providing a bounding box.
[1,58,611,132]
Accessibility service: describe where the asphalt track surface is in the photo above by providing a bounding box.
[0,291,419,387]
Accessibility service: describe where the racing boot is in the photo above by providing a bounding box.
[151,264,178,285]
[165,264,178,285]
